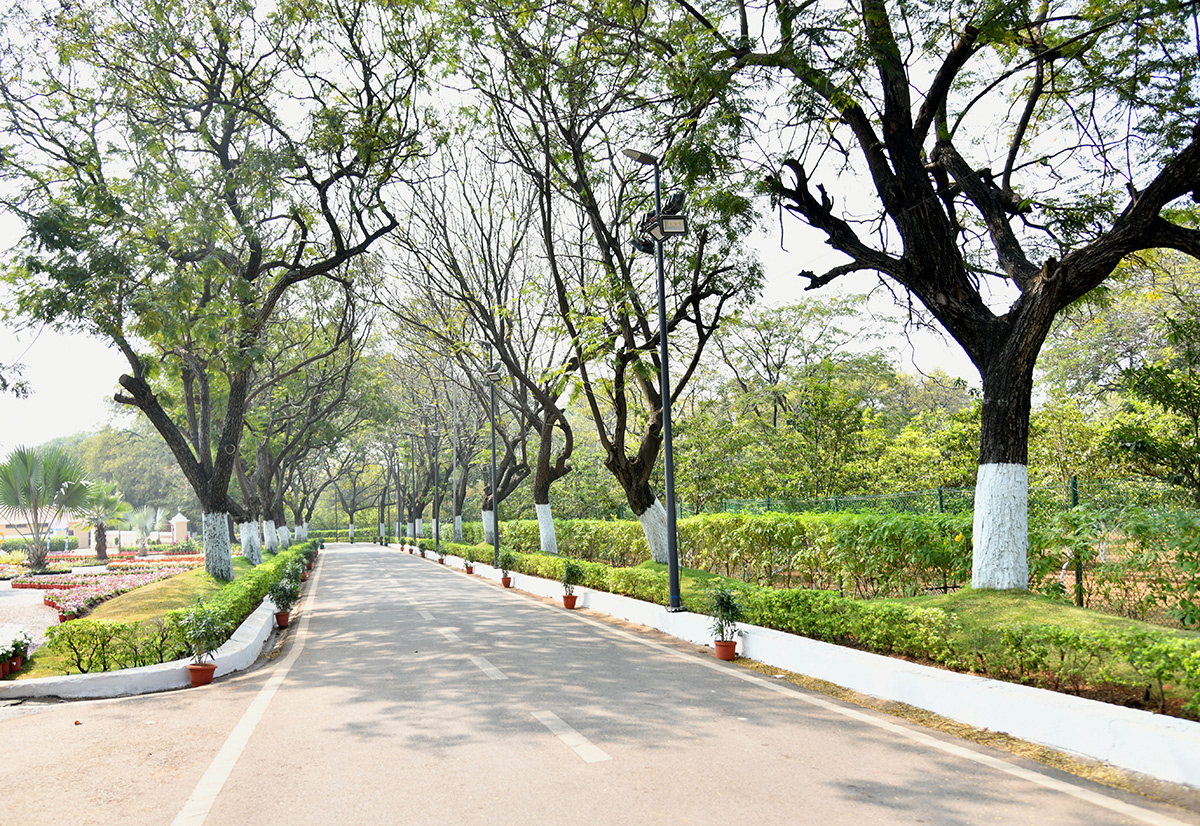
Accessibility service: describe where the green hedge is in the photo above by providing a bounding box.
[2,536,80,553]
[44,541,318,675]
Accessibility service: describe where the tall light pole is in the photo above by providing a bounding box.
[403,430,418,545]
[623,147,686,612]
[483,362,504,568]
[426,406,442,555]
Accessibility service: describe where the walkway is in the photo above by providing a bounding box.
[4,544,1199,825]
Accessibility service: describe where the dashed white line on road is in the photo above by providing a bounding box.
[532,710,610,763]
[418,610,435,621]
[439,628,463,643]
[468,655,507,680]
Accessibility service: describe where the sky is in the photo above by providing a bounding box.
[0,226,978,457]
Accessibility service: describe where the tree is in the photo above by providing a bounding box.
[0,0,431,579]
[675,0,1200,588]
[0,445,90,569]
[78,481,133,561]
[461,0,761,562]
[129,505,166,556]
[1109,310,1200,505]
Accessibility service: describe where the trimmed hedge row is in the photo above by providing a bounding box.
[2,537,80,553]
[490,512,973,597]
[43,541,318,675]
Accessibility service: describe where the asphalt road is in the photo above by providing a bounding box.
[6,544,1200,826]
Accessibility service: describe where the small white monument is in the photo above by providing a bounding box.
[169,512,189,543]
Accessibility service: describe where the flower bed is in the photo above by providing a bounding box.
[106,556,204,572]
[22,570,188,618]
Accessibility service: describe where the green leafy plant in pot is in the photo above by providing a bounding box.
[707,587,743,661]
[561,559,584,609]
[464,546,478,574]
[268,577,301,629]
[498,550,517,588]
[176,597,231,686]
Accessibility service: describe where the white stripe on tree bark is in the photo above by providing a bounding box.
[203,512,233,580]
[536,503,558,555]
[453,515,463,543]
[238,522,261,565]
[482,509,494,544]
[972,463,1029,590]
[263,519,279,553]
[636,498,669,564]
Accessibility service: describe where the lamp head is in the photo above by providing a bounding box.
[622,148,657,165]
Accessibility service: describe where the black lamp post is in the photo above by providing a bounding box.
[404,430,418,545]
[623,147,686,612]
[426,406,442,555]
[483,362,504,568]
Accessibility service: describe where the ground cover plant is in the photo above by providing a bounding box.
[10,542,315,679]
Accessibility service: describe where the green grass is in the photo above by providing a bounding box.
[892,588,1200,641]
[636,560,740,607]
[15,556,262,680]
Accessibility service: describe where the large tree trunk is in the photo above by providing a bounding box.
[203,511,233,580]
[536,503,558,555]
[94,525,108,562]
[263,519,279,553]
[238,521,262,565]
[453,515,463,543]
[481,510,495,544]
[636,497,669,565]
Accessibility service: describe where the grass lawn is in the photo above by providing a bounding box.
[14,556,262,680]
[895,587,1200,641]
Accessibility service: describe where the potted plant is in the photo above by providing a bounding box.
[708,587,743,661]
[463,546,477,575]
[498,550,517,588]
[177,597,230,686]
[561,559,584,609]
[437,545,447,564]
[268,577,301,628]
[9,628,30,672]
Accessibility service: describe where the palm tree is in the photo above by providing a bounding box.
[0,445,90,570]
[129,505,165,556]
[79,481,133,561]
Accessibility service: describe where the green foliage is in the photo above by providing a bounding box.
[173,597,232,664]
[706,587,743,641]
[560,559,584,595]
[0,445,90,569]
[268,578,301,613]
[497,550,517,577]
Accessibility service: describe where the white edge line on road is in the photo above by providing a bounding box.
[532,710,611,763]
[555,605,1195,826]
[171,556,323,826]
[468,654,507,681]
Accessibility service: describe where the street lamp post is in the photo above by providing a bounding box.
[427,407,442,555]
[623,147,685,612]
[483,362,503,568]
[404,431,419,546]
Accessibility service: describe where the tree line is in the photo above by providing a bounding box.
[1,0,1196,586]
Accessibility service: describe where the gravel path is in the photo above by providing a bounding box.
[0,580,64,653]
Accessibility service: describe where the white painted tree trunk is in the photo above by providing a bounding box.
[453,515,463,543]
[536,503,558,555]
[432,518,439,542]
[406,521,415,543]
[378,521,385,542]
[238,522,262,565]
[636,498,670,564]
[348,520,355,543]
[482,509,495,544]
[415,517,424,539]
[202,511,234,580]
[263,519,279,553]
[972,463,1030,590]
[279,526,291,548]
[297,523,308,542]
[395,520,401,541]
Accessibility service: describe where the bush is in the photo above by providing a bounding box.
[2,536,80,553]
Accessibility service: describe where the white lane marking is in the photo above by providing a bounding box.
[172,557,324,826]
[560,610,1194,826]
[418,610,435,621]
[439,628,463,644]
[468,655,507,681]
[532,710,610,763]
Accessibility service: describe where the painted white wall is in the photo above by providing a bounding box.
[972,463,1030,589]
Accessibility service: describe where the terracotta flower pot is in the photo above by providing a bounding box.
[301,572,308,582]
[501,576,512,588]
[562,594,578,609]
[0,661,9,677]
[438,558,445,565]
[10,656,22,671]
[188,662,218,687]
[714,640,737,661]
[274,611,291,629]
[464,565,474,574]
